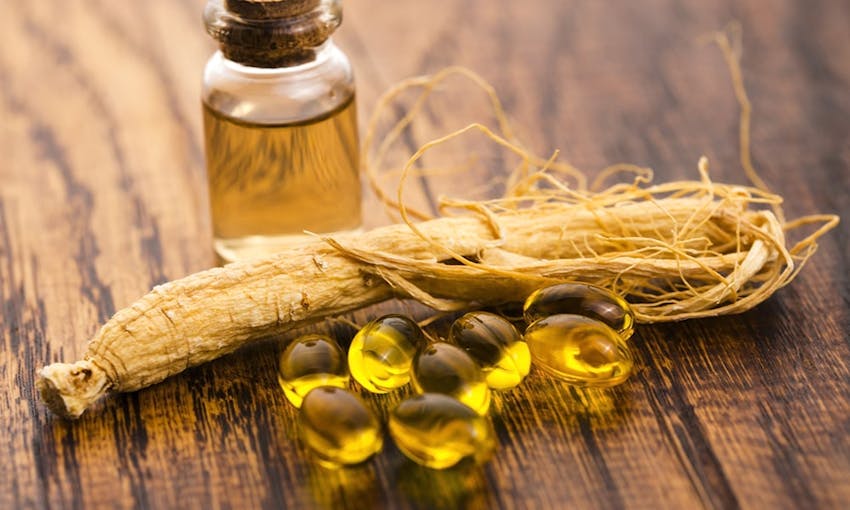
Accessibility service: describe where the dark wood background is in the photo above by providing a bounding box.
[2,0,848,508]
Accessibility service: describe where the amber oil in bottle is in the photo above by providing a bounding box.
[203,95,359,261]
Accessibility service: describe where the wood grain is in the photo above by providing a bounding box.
[2,0,848,508]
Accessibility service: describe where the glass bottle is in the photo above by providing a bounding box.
[202,0,360,264]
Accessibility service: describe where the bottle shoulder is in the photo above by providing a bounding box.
[202,43,354,124]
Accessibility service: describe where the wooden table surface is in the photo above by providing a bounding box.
[2,1,849,508]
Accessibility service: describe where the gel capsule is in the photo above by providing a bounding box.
[411,342,491,415]
[278,334,349,407]
[389,393,496,469]
[299,387,383,467]
[449,311,530,390]
[348,314,425,393]
[523,283,635,339]
[524,314,634,387]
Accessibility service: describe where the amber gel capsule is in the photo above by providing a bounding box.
[411,343,491,415]
[449,311,531,390]
[348,315,425,393]
[524,314,634,387]
[523,283,635,339]
[389,393,496,469]
[298,387,383,467]
[278,334,349,408]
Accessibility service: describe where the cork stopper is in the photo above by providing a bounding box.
[225,0,320,19]
[204,0,342,67]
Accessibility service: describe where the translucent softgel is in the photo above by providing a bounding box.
[389,393,496,469]
[278,334,349,407]
[299,387,383,467]
[523,283,635,339]
[411,342,491,415]
[348,315,425,393]
[449,311,531,390]
[524,314,634,387]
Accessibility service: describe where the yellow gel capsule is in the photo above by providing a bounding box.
[449,311,531,390]
[411,343,491,415]
[523,283,635,339]
[389,393,496,469]
[278,334,349,407]
[348,314,425,393]
[524,314,634,387]
[299,387,383,467]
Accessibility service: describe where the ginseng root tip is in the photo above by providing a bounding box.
[37,360,111,419]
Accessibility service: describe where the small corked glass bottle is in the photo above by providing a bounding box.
[202,0,360,264]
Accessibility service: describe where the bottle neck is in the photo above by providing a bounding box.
[204,0,342,68]
[202,39,354,124]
